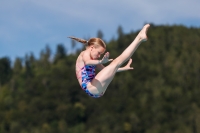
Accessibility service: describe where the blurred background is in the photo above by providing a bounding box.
[0,0,200,133]
[0,0,200,61]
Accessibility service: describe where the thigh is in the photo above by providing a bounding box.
[88,63,119,94]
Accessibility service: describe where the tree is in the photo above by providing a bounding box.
[13,57,22,75]
[97,30,104,39]
[71,39,76,50]
[54,44,67,63]
[0,57,12,86]
[39,45,52,67]
[117,25,124,38]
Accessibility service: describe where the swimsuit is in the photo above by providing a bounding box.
[78,65,103,98]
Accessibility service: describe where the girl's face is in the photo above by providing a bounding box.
[90,46,105,60]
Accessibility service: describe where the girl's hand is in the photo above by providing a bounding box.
[100,52,113,64]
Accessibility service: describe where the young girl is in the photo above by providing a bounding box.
[69,24,150,98]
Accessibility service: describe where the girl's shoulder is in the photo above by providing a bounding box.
[79,51,85,58]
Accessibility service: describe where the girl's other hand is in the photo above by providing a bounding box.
[100,52,113,64]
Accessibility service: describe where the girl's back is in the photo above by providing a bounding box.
[75,51,85,85]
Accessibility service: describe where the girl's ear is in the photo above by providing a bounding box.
[90,45,94,50]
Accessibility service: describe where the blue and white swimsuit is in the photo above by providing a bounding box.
[80,65,103,98]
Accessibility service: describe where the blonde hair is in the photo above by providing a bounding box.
[68,36,106,49]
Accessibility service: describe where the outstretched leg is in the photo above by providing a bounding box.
[88,24,150,95]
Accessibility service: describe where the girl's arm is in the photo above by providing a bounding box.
[84,59,102,65]
[83,52,113,65]
[82,51,101,65]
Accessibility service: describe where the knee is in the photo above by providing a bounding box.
[110,58,121,68]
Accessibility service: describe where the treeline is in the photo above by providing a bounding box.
[0,24,200,133]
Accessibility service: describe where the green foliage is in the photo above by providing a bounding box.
[0,57,12,86]
[0,24,200,133]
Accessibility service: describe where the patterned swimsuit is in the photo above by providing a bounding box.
[79,65,103,98]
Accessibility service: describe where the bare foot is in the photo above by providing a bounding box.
[138,24,150,42]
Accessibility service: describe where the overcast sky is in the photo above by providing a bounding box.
[0,0,200,61]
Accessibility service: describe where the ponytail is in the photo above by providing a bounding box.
[68,36,106,49]
[68,36,88,46]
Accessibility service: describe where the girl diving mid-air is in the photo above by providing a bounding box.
[69,24,150,98]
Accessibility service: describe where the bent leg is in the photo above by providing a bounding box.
[88,24,150,95]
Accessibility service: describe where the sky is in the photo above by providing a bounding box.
[0,0,200,62]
